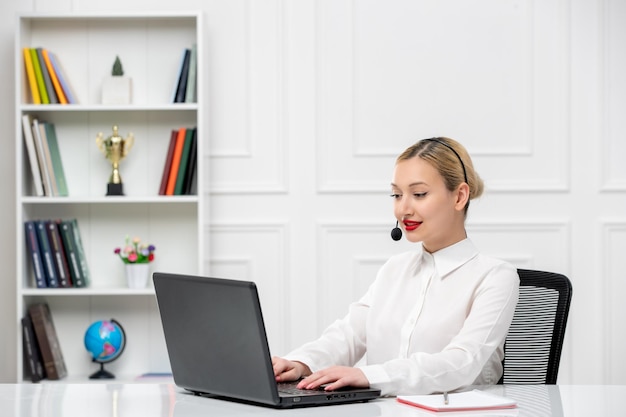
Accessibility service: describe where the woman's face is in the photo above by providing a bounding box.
[391,156,468,252]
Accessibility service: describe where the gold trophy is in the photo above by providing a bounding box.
[96,125,134,196]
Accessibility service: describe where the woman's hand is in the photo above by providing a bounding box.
[296,366,369,391]
[272,356,311,382]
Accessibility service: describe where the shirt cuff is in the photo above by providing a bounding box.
[359,364,393,396]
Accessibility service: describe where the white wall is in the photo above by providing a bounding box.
[1,0,625,384]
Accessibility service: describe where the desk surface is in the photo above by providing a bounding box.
[2,383,624,417]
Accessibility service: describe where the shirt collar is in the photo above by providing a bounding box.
[421,238,479,278]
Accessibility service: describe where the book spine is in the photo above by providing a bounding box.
[43,122,69,196]
[165,128,187,195]
[35,220,59,288]
[37,121,59,196]
[174,127,195,195]
[31,118,54,196]
[170,49,188,103]
[23,48,41,104]
[58,220,84,288]
[29,48,49,104]
[182,128,198,195]
[158,130,178,195]
[21,114,45,197]
[46,220,72,288]
[24,221,47,288]
[174,48,191,103]
[35,48,58,104]
[184,43,197,103]
[48,52,77,104]
[21,315,46,382]
[71,219,90,287]
[28,303,67,380]
[41,49,68,104]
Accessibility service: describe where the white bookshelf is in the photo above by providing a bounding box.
[14,12,204,382]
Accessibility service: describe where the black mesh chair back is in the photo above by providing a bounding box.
[499,269,572,384]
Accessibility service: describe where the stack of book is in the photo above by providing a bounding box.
[22,115,68,197]
[22,47,77,105]
[171,43,197,103]
[158,127,198,195]
[24,218,90,289]
[21,302,67,382]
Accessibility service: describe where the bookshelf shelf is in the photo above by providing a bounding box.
[15,12,204,383]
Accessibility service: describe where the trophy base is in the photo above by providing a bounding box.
[106,183,124,196]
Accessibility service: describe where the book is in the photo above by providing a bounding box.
[182,128,198,195]
[397,390,518,412]
[43,122,69,196]
[48,52,78,104]
[41,49,68,104]
[23,48,41,104]
[45,220,72,288]
[29,48,48,104]
[28,303,67,380]
[36,120,59,196]
[21,114,44,197]
[165,128,187,195]
[58,219,86,288]
[21,315,46,382]
[36,48,58,104]
[184,43,197,103]
[158,130,178,195]
[174,127,195,195]
[171,49,188,103]
[24,221,47,288]
[35,220,59,288]
[70,218,90,287]
[31,117,54,196]
[174,48,191,103]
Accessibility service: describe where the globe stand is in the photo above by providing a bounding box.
[89,362,116,379]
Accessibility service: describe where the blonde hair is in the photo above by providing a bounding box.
[397,137,484,211]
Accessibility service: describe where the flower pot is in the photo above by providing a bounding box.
[102,76,132,105]
[125,263,150,289]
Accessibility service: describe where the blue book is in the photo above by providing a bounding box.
[24,221,46,288]
[35,220,59,288]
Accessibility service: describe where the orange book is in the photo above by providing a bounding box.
[41,49,68,104]
[165,128,187,195]
[23,48,41,104]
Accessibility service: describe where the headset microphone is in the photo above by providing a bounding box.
[391,221,402,241]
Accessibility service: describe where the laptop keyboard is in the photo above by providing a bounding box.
[277,382,325,396]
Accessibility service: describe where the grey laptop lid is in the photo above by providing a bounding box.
[153,273,380,408]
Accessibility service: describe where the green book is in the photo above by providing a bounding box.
[43,122,68,196]
[70,219,90,287]
[58,219,85,287]
[30,48,49,104]
[174,127,195,195]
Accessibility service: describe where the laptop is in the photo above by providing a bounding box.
[153,273,381,408]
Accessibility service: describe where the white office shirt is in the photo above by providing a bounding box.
[285,238,519,396]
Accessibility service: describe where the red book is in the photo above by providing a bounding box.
[158,130,178,195]
[165,128,187,195]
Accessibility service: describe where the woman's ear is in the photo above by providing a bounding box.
[455,183,470,211]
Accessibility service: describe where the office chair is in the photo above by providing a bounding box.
[498,269,573,384]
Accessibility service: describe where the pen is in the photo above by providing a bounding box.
[443,391,449,405]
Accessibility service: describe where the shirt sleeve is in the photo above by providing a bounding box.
[283,293,371,371]
[360,262,519,396]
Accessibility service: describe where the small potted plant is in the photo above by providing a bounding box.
[114,235,155,288]
[102,55,132,105]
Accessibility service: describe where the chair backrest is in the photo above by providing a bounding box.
[499,269,572,384]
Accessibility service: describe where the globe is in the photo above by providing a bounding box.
[84,319,126,379]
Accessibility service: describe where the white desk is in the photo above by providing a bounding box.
[2,383,623,416]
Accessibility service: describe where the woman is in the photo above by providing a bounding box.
[272,137,519,396]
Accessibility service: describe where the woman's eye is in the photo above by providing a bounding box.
[413,192,427,198]
[389,193,401,199]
